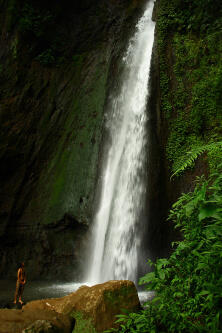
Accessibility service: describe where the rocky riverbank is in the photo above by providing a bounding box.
[0,280,141,333]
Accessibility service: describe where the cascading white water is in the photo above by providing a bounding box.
[87,0,155,284]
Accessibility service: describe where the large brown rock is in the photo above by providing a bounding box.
[0,306,73,333]
[0,280,140,333]
[43,280,141,332]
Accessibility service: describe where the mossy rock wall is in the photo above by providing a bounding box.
[147,0,222,260]
[0,0,146,279]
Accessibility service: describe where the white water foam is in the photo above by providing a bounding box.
[37,282,155,305]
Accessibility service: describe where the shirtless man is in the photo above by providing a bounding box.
[14,262,26,304]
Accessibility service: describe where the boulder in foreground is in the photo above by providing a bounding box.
[45,280,141,332]
[0,280,140,333]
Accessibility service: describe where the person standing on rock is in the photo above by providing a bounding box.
[14,262,26,304]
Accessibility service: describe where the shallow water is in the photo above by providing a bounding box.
[0,280,83,305]
[0,280,154,306]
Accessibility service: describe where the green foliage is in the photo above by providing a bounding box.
[157,0,222,35]
[107,170,222,332]
[71,311,97,333]
[104,311,156,333]
[171,141,222,178]
[5,1,67,65]
[157,0,222,172]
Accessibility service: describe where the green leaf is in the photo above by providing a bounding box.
[198,203,220,221]
[158,269,166,280]
[199,290,209,296]
[156,258,169,269]
[139,272,155,285]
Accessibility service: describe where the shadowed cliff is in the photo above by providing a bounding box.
[0,0,147,279]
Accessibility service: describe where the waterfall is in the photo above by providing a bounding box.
[87,0,155,284]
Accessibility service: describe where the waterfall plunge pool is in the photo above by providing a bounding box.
[0,280,154,307]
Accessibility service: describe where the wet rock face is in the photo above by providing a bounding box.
[0,0,144,279]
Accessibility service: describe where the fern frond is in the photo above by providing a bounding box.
[171,141,222,179]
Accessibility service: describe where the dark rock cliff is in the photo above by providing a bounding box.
[0,0,147,279]
[147,0,221,263]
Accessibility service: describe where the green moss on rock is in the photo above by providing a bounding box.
[104,285,135,309]
[156,0,222,173]
[71,312,97,333]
